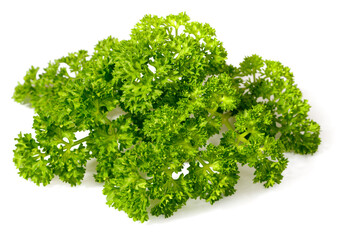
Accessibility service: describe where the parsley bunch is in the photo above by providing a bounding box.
[12,12,320,222]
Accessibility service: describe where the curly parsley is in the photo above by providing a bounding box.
[12,12,320,222]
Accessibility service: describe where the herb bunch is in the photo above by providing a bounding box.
[13,12,320,222]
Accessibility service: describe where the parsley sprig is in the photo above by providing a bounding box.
[12,12,320,222]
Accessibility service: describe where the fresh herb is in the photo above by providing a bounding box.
[12,12,320,222]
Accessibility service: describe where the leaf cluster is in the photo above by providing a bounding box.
[13,12,320,222]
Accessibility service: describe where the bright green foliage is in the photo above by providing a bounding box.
[12,13,320,222]
[186,144,240,204]
[237,55,321,154]
[13,133,54,186]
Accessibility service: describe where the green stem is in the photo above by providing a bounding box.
[207,108,250,145]
[222,115,235,131]
[72,136,91,147]
[237,132,250,144]
[198,158,213,173]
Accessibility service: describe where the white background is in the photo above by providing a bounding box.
[1,0,344,239]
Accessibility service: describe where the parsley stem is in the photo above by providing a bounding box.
[220,112,250,144]
[198,158,213,173]
[72,136,90,147]
[207,108,249,143]
[222,115,235,131]
[237,132,250,144]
